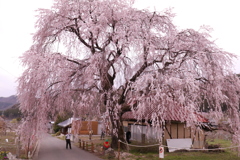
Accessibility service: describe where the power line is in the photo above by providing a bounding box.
[0,66,18,78]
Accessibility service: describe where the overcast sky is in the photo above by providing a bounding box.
[0,0,240,97]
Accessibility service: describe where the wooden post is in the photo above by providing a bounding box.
[160,122,165,159]
[16,136,20,158]
[26,138,30,159]
[141,134,145,144]
[91,142,94,152]
[118,140,120,160]
[83,141,85,150]
[86,142,88,151]
[79,139,81,148]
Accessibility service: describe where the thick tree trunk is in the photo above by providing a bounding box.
[100,64,127,149]
[109,112,127,150]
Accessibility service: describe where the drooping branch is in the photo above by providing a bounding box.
[46,81,63,92]
[130,59,157,82]
[64,21,92,49]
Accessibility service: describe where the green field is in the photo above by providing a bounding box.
[124,151,240,160]
[121,138,240,160]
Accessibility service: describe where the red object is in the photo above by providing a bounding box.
[103,141,110,148]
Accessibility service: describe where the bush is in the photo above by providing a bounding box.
[55,131,61,136]
[0,150,9,160]
[52,131,61,136]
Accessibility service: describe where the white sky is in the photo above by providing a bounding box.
[0,0,239,97]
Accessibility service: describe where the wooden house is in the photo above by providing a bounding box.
[122,106,210,150]
[57,118,80,134]
[58,118,100,135]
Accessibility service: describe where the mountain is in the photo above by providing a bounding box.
[0,95,18,111]
[1,103,21,119]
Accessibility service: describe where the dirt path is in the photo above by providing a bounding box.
[33,133,103,160]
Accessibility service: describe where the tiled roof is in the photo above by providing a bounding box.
[122,106,208,123]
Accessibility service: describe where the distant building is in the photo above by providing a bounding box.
[57,118,79,134]
[47,121,55,134]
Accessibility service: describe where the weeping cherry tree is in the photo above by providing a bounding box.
[17,0,240,149]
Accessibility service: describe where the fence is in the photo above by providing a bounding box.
[78,139,95,152]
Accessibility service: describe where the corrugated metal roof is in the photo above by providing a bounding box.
[57,118,80,127]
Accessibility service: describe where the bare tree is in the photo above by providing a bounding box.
[18,0,240,149]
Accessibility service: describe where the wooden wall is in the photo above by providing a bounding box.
[72,121,98,135]
[164,122,205,149]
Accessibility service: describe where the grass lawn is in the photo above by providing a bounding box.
[124,138,240,160]
[125,146,240,160]
[124,152,240,160]
[163,151,240,160]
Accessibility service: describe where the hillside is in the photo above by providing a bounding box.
[1,103,21,119]
[0,95,18,111]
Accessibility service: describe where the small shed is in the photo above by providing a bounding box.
[57,118,79,134]
[122,106,210,150]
